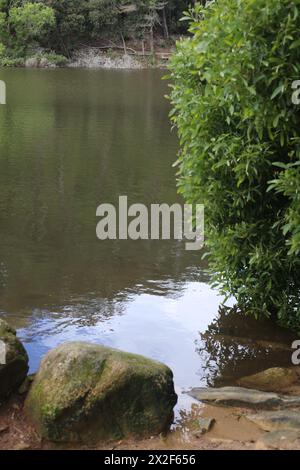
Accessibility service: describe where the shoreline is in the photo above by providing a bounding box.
[2,366,300,450]
[0,41,176,70]
[0,54,169,71]
[3,387,300,451]
[0,393,261,451]
[1,318,300,450]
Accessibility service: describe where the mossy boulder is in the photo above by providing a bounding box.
[25,342,177,443]
[0,319,29,400]
[237,367,300,392]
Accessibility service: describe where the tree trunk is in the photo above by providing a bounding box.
[120,32,127,55]
[162,7,169,39]
[150,26,154,55]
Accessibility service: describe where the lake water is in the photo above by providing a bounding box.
[0,69,294,415]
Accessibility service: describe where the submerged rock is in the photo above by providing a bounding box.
[0,319,29,400]
[188,386,300,409]
[25,342,177,443]
[256,430,300,449]
[247,410,300,433]
[193,417,215,437]
[237,367,300,392]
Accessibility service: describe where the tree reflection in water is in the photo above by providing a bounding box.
[195,305,295,388]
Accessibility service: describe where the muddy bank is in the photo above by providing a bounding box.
[3,366,300,450]
[0,393,261,450]
[3,390,300,451]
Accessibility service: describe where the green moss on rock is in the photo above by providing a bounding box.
[25,342,177,443]
[0,319,29,400]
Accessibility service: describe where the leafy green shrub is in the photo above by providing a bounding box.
[32,52,68,66]
[43,52,68,66]
[9,3,55,54]
[0,41,5,58]
[169,0,300,331]
[0,56,24,67]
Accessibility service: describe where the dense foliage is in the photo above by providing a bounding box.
[0,0,193,61]
[169,0,300,331]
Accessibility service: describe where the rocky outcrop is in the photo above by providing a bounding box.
[25,57,57,68]
[68,48,143,69]
[246,410,300,433]
[237,367,300,392]
[0,319,29,400]
[25,342,177,443]
[256,430,300,449]
[188,386,300,409]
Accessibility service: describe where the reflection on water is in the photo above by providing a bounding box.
[0,69,294,414]
[196,307,294,389]
[16,280,230,411]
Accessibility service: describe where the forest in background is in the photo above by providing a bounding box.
[0,0,197,65]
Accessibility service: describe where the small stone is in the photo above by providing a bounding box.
[193,417,215,437]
